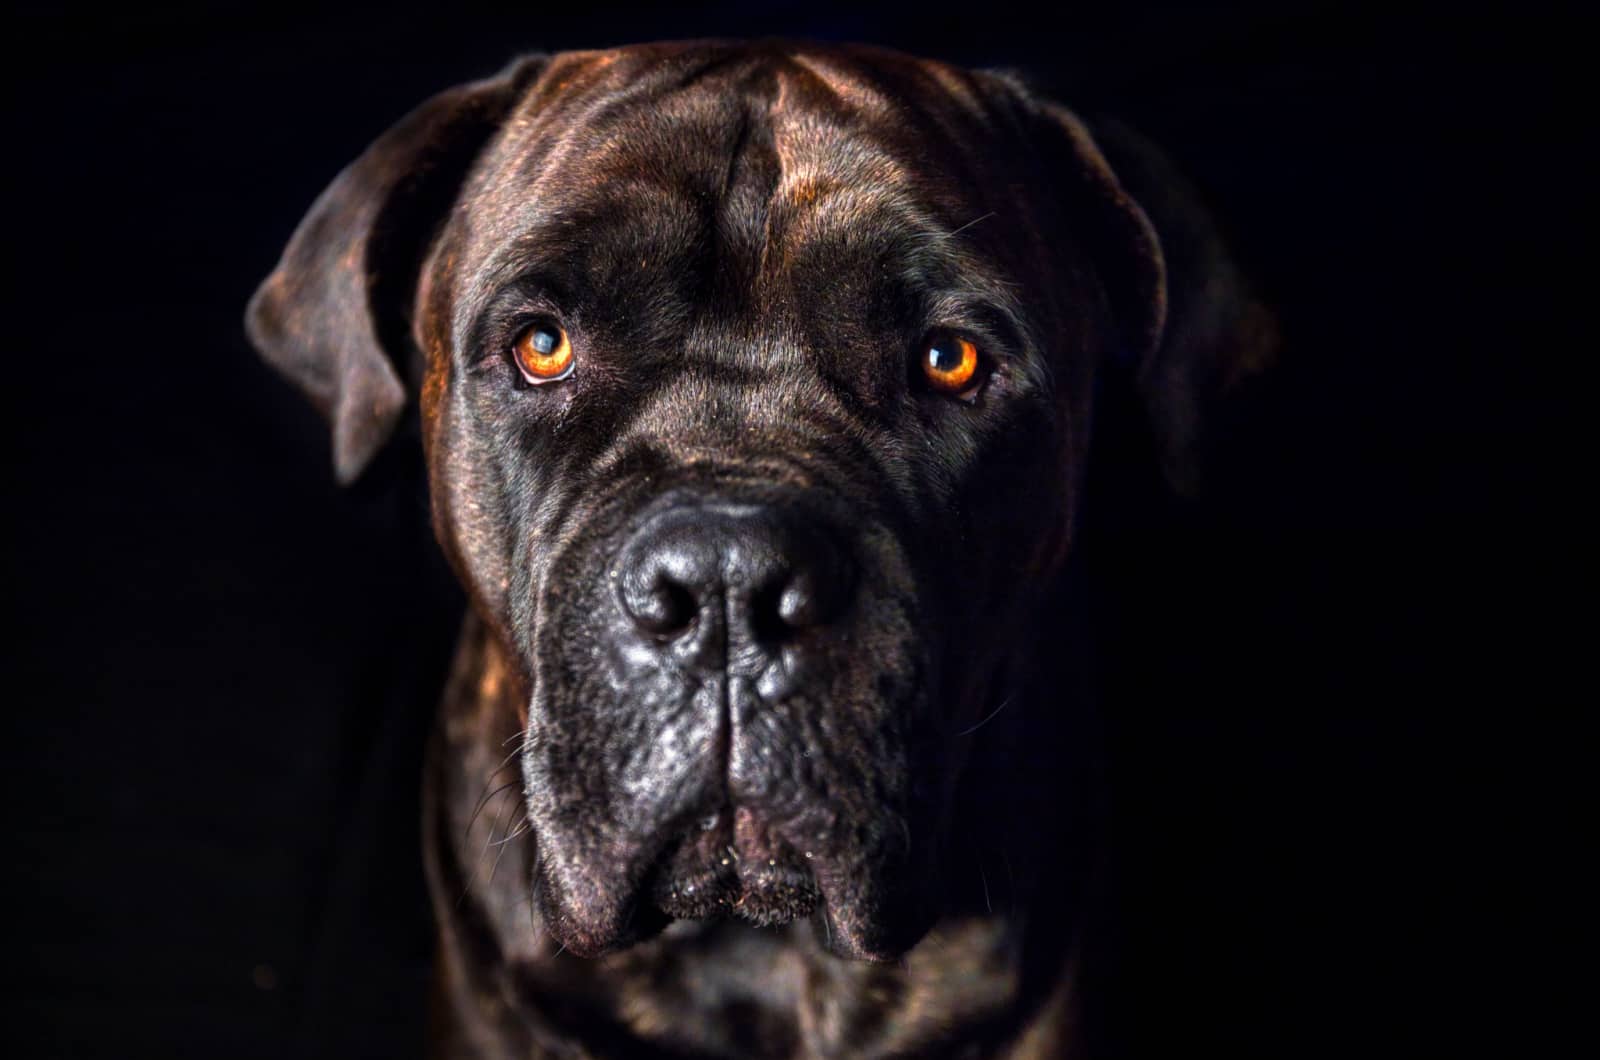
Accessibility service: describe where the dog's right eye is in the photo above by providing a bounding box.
[512,322,575,384]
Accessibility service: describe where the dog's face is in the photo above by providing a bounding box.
[247,41,1261,964]
[417,44,1112,960]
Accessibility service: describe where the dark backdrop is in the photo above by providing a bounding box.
[6,3,1566,1057]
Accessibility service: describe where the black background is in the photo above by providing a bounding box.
[6,2,1569,1057]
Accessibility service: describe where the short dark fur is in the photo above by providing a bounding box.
[247,39,1270,1058]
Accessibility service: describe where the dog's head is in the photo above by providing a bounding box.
[248,41,1270,961]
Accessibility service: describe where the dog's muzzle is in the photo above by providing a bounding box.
[611,497,856,926]
[526,487,935,960]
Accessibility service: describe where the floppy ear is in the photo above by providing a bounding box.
[1084,116,1278,494]
[245,54,548,484]
[992,76,1276,494]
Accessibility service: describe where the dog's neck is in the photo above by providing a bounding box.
[424,611,1094,1057]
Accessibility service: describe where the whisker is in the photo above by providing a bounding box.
[482,785,523,890]
[489,741,528,779]
[487,817,514,886]
[457,735,529,838]
[492,814,531,846]
[939,210,996,241]
[465,779,521,838]
[457,782,521,908]
[956,694,1015,737]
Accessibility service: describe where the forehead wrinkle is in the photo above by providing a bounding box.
[456,57,631,247]
[758,83,925,308]
[535,69,748,192]
[461,57,789,326]
[505,44,779,204]
[454,52,720,280]
[784,49,993,162]
[453,150,713,349]
[472,179,696,291]
[761,56,1055,388]
[444,42,1036,368]
[769,57,910,190]
[765,136,1019,313]
[762,65,999,266]
[786,51,904,117]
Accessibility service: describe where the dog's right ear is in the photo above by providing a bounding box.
[245,54,549,485]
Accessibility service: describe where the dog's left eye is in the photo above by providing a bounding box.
[917,330,989,400]
[512,322,575,384]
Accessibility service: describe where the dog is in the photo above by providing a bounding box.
[246,39,1272,1057]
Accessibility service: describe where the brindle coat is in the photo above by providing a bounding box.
[247,39,1271,1058]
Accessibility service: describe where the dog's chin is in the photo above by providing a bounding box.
[532,813,939,963]
[642,811,822,928]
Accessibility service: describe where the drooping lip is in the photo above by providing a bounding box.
[530,793,941,961]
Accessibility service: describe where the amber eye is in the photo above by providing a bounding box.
[512,322,574,384]
[918,331,984,397]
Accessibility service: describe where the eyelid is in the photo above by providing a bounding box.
[919,293,1026,356]
[464,276,572,361]
[957,310,1025,363]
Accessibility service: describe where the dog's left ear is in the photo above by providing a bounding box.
[986,75,1277,494]
[1084,115,1278,494]
[246,54,548,484]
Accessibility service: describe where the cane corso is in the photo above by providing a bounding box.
[246,39,1271,1057]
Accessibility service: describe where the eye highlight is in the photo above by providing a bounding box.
[917,330,986,398]
[512,322,574,384]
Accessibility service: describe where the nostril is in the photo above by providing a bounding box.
[623,569,699,637]
[780,535,856,633]
[751,566,848,643]
[747,580,792,645]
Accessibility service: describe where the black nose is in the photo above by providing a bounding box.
[617,502,854,656]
